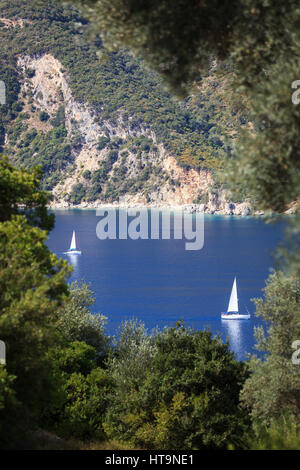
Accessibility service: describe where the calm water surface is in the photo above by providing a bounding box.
[47,209,284,360]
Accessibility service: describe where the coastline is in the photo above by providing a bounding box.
[48,201,264,216]
[48,197,300,216]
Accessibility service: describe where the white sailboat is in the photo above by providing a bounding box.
[64,230,81,255]
[221,277,250,320]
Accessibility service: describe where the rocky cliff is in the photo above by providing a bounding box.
[5,52,251,215]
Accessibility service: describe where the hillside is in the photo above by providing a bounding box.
[0,0,251,214]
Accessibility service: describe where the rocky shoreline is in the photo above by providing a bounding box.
[48,200,261,216]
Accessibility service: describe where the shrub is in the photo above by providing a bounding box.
[97,136,110,150]
[58,281,109,356]
[82,169,91,180]
[39,110,50,122]
[104,321,250,449]
[69,182,86,204]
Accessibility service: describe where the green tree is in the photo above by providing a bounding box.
[47,341,98,377]
[54,367,113,440]
[0,156,71,448]
[0,366,19,445]
[0,155,54,230]
[39,110,50,122]
[105,322,250,449]
[250,417,300,450]
[46,341,113,440]
[107,319,157,396]
[57,281,109,356]
[72,0,239,94]
[240,271,300,426]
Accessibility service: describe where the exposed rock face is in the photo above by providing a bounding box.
[160,156,213,205]
[0,17,31,28]
[15,54,253,215]
[285,199,300,214]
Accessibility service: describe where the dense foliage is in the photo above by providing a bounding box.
[0,154,54,229]
[104,322,249,450]
[241,271,300,425]
[73,0,239,95]
[57,281,109,354]
[37,317,251,449]
[0,155,71,448]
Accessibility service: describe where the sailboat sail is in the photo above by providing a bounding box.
[221,277,250,319]
[227,277,238,312]
[69,231,76,251]
[64,230,81,255]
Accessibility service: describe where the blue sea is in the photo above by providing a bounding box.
[47,209,284,360]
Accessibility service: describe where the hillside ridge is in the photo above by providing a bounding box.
[0,2,253,215]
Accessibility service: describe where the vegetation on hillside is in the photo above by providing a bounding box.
[0,0,246,204]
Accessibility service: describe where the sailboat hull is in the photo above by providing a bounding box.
[64,250,82,255]
[221,313,250,320]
